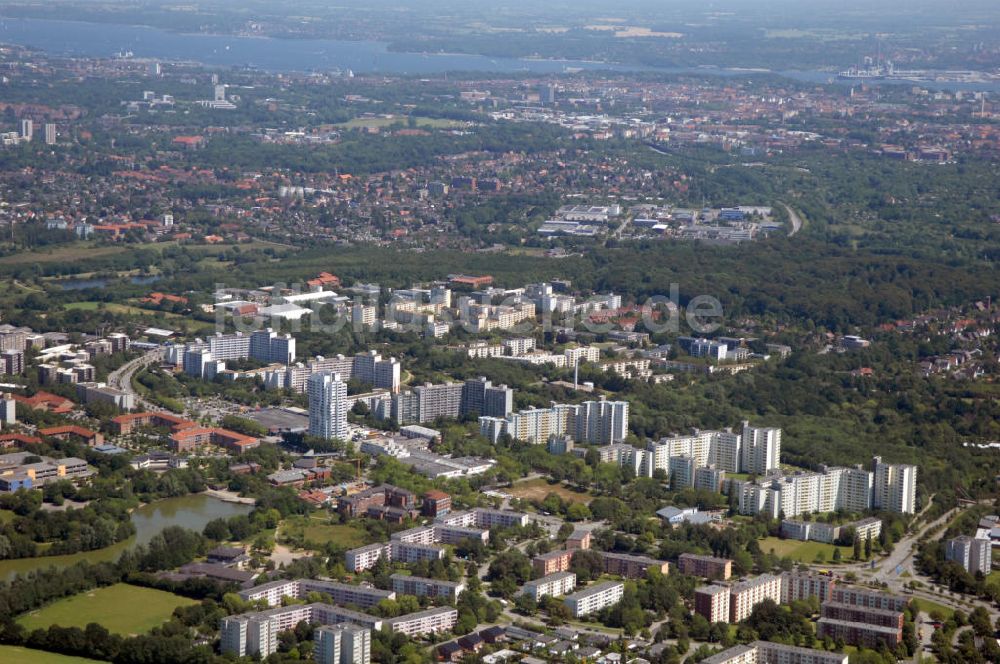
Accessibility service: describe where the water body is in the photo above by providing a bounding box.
[0,17,638,75]
[0,17,997,92]
[57,275,160,290]
[0,494,252,581]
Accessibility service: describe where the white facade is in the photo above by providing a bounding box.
[521,571,577,601]
[563,581,624,617]
[873,457,917,514]
[308,372,348,440]
[741,421,781,475]
[316,624,371,664]
[945,536,991,575]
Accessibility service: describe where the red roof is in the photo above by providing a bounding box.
[11,391,74,413]
[39,425,99,439]
[0,434,42,447]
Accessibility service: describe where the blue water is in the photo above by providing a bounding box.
[0,17,996,92]
[0,17,638,75]
[57,275,160,290]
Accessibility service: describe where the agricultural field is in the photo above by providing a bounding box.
[17,583,197,636]
[0,645,103,664]
[757,536,854,563]
[509,478,592,505]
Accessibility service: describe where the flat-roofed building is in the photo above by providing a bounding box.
[598,551,670,579]
[345,543,391,573]
[533,549,574,576]
[829,587,909,613]
[220,604,382,659]
[729,574,782,623]
[781,572,837,605]
[391,574,466,602]
[700,641,848,664]
[817,617,902,648]
[695,584,730,624]
[521,572,577,602]
[385,606,458,636]
[239,579,394,610]
[563,581,624,618]
[678,553,732,580]
[316,624,371,664]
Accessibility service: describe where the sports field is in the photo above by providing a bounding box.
[758,536,853,563]
[509,478,592,504]
[0,645,103,664]
[17,583,197,635]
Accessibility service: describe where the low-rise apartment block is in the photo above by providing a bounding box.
[563,581,624,618]
[384,606,458,636]
[729,574,782,623]
[701,641,847,664]
[238,578,395,610]
[533,549,574,576]
[678,553,733,580]
[520,572,577,602]
[694,584,730,624]
[391,573,466,602]
[598,551,670,579]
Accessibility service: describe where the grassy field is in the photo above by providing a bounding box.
[18,583,197,636]
[758,536,854,563]
[336,116,463,130]
[0,244,129,265]
[283,516,369,549]
[0,646,103,664]
[63,301,184,318]
[509,478,592,505]
[0,239,290,269]
[912,597,955,621]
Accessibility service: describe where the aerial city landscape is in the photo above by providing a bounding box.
[0,1,997,663]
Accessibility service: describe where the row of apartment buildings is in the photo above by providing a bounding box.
[167,329,297,379]
[479,398,629,446]
[344,508,529,573]
[221,603,457,659]
[695,572,908,648]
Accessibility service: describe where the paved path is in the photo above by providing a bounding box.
[782,203,804,236]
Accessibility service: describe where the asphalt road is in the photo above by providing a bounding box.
[107,348,162,411]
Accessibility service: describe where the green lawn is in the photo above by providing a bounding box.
[0,243,129,266]
[0,645,103,664]
[64,301,184,318]
[912,597,955,621]
[336,116,463,130]
[283,517,369,549]
[758,536,854,563]
[18,583,197,635]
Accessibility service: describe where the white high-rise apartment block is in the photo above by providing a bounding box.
[44,123,57,145]
[316,624,371,664]
[945,536,991,575]
[741,421,781,474]
[480,398,628,445]
[308,372,348,440]
[1,395,15,426]
[20,119,32,141]
[872,456,917,514]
